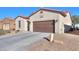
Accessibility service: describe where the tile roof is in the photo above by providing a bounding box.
[29,8,67,17]
[15,16,29,19]
[16,8,69,20]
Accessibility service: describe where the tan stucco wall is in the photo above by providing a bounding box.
[29,10,60,33]
[29,11,59,21]
[0,19,15,30]
[58,12,72,33]
[15,17,28,31]
[0,20,3,29]
[63,13,72,25]
[58,14,65,33]
[3,19,15,30]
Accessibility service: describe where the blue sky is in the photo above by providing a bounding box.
[0,7,78,19]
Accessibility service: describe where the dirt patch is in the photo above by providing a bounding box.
[68,30,79,35]
[27,34,79,51]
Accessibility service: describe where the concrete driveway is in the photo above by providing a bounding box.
[0,31,50,51]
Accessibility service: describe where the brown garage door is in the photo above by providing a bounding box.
[33,20,55,33]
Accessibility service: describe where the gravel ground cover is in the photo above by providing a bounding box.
[27,33,79,51]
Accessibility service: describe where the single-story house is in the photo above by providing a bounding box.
[16,8,72,34]
[0,17,15,30]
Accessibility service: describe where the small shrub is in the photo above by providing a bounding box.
[0,29,11,35]
[5,30,11,33]
[0,29,6,35]
[15,30,20,33]
[12,28,15,31]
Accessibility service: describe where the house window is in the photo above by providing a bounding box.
[18,21,21,28]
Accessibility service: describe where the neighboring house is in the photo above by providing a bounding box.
[15,8,72,34]
[0,17,15,30]
[0,20,3,29]
[29,8,72,33]
[15,16,29,31]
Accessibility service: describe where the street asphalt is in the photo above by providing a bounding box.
[0,31,50,51]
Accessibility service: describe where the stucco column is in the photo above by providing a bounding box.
[24,21,28,31]
[58,19,64,34]
[55,19,59,34]
[30,21,33,32]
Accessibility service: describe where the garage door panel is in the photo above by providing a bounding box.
[33,20,55,33]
